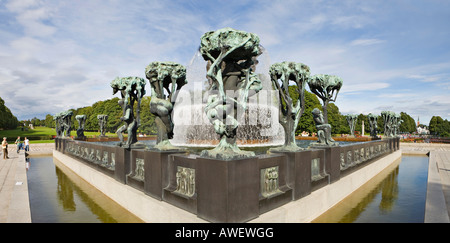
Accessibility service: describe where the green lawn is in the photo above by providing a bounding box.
[0,126,117,144]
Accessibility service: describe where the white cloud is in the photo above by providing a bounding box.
[6,0,56,37]
[350,38,386,46]
[0,0,449,124]
[5,0,40,12]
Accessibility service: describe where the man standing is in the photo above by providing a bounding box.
[24,137,30,152]
[2,137,9,159]
[15,136,22,153]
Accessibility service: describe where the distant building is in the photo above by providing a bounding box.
[416,117,429,135]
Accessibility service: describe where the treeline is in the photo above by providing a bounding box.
[289,88,418,135]
[40,96,158,135]
[26,89,421,136]
[429,116,450,137]
[0,97,19,129]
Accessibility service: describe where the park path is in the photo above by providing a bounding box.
[0,143,53,222]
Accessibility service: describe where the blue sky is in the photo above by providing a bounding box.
[0,0,449,125]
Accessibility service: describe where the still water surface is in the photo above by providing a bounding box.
[27,156,144,223]
[27,154,428,223]
[312,155,429,223]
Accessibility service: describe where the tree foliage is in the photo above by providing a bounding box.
[399,112,416,133]
[42,97,158,135]
[429,116,450,137]
[0,97,19,129]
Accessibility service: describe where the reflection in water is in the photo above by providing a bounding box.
[313,155,428,223]
[379,168,399,214]
[28,156,144,223]
[55,166,119,222]
[337,167,399,223]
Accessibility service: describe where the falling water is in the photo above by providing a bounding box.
[170,46,284,147]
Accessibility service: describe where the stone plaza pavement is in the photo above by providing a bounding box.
[1,142,449,223]
[0,143,54,222]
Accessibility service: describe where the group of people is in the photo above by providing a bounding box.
[1,136,30,160]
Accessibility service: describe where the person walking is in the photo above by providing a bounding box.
[24,137,30,152]
[2,137,9,159]
[15,136,22,153]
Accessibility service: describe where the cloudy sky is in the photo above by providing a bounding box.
[0,0,449,125]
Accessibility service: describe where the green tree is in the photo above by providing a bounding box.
[429,116,450,137]
[0,97,19,129]
[327,103,347,135]
[399,112,416,133]
[60,96,157,136]
[296,89,322,135]
[429,116,438,135]
[44,114,54,128]
[138,96,157,135]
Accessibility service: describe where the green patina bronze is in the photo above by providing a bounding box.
[308,74,342,147]
[381,111,402,137]
[367,113,378,138]
[111,76,146,149]
[75,114,87,140]
[346,114,358,137]
[54,110,73,138]
[97,114,108,137]
[308,74,343,124]
[199,27,262,160]
[145,61,187,150]
[311,108,338,146]
[269,61,310,151]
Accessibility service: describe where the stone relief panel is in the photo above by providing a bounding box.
[311,158,323,181]
[261,166,281,198]
[175,166,195,197]
[132,158,145,181]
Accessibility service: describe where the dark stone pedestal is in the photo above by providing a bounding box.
[196,155,259,223]
[309,145,341,183]
[114,147,131,184]
[127,149,186,200]
[164,153,291,222]
[258,154,292,214]
[147,150,185,200]
[163,154,199,215]
[269,149,313,200]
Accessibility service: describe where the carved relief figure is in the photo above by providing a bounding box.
[261,166,280,197]
[134,158,145,181]
[175,166,195,197]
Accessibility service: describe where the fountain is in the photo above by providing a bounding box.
[171,36,283,149]
[53,27,402,223]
